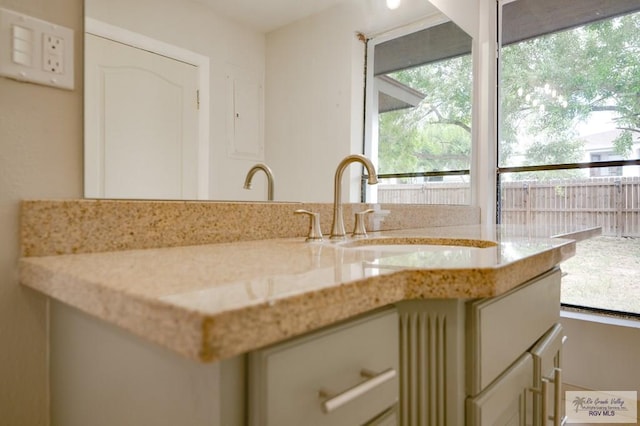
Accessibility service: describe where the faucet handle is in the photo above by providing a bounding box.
[352,209,375,239]
[294,210,324,242]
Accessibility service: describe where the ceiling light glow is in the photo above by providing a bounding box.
[386,0,401,10]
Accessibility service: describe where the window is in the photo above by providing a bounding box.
[589,153,624,177]
[499,0,640,315]
[364,18,473,205]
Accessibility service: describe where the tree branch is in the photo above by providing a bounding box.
[429,105,472,133]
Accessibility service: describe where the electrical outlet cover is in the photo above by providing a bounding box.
[43,52,63,74]
[0,7,74,90]
[43,33,64,55]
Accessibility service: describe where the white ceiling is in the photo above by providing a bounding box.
[193,0,351,33]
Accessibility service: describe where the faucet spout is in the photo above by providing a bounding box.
[330,154,378,240]
[243,163,275,201]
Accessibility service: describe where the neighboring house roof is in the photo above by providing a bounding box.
[580,128,640,153]
[376,75,425,113]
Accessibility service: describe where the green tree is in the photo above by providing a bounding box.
[500,12,640,166]
[378,11,640,173]
[378,54,472,175]
[379,114,470,175]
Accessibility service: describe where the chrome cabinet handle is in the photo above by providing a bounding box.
[541,378,550,426]
[531,379,549,425]
[555,335,568,426]
[318,368,396,413]
[538,368,564,425]
[552,367,564,426]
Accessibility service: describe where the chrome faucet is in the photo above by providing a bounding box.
[243,163,275,201]
[330,154,378,240]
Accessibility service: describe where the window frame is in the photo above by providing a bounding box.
[496,0,640,220]
[496,0,640,316]
[363,13,474,204]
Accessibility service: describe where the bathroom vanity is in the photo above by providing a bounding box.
[19,200,599,425]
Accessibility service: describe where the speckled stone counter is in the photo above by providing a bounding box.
[20,199,480,256]
[18,199,599,363]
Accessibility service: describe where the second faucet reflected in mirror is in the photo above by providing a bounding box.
[243,163,275,201]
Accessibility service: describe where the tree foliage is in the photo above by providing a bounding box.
[501,11,640,164]
[379,54,472,175]
[377,11,640,176]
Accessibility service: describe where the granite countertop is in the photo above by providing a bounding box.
[19,224,599,363]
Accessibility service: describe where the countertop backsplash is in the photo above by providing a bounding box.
[20,199,481,256]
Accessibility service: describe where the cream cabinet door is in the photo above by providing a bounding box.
[530,323,565,426]
[467,353,535,426]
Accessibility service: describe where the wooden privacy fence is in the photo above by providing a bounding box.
[376,182,471,205]
[500,177,640,237]
[377,177,640,237]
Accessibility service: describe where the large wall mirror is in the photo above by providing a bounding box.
[83,0,473,203]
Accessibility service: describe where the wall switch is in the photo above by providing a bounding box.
[11,24,33,66]
[0,7,74,90]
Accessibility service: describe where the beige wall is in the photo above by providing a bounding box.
[264,0,439,203]
[561,313,640,394]
[265,4,365,203]
[0,0,83,423]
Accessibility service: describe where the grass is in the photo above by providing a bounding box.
[561,236,640,315]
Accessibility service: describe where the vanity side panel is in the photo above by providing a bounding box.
[50,301,225,426]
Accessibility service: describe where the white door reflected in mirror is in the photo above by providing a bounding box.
[84,32,202,200]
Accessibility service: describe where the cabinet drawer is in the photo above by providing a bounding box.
[467,268,561,395]
[367,404,398,426]
[249,308,399,426]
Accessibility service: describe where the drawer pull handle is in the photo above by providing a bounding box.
[531,379,550,425]
[318,368,396,413]
[541,378,550,426]
[536,368,564,425]
[552,367,563,426]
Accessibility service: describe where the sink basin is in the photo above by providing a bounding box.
[340,237,497,250]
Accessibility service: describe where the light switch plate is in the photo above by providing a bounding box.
[0,7,74,90]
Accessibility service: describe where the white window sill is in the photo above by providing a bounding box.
[561,308,640,329]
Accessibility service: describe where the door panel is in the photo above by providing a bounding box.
[85,33,199,199]
[530,324,565,426]
[467,354,534,426]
